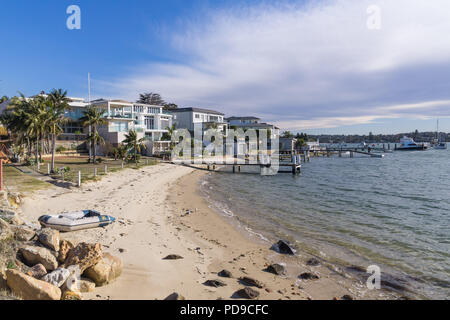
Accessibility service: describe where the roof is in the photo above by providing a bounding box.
[226,116,261,121]
[229,122,277,129]
[170,107,224,116]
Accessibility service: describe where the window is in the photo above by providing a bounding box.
[195,114,200,119]
[145,116,155,130]
[111,122,128,132]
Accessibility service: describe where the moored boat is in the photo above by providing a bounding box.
[38,210,116,232]
[395,136,428,151]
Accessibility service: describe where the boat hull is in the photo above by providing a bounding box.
[38,210,115,232]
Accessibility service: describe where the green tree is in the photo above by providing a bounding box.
[80,106,107,164]
[137,93,165,106]
[47,89,70,172]
[123,129,146,165]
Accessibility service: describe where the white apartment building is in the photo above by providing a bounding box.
[170,107,227,132]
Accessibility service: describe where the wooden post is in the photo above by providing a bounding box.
[121,162,124,169]
[37,161,40,172]
[47,163,50,175]
[78,171,81,187]
[238,165,241,173]
[0,159,3,191]
[104,165,107,174]
[94,168,97,177]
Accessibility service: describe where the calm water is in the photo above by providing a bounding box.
[200,146,450,299]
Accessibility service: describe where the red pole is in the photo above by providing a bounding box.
[0,159,3,191]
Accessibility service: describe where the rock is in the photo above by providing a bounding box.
[163,254,183,260]
[203,279,227,288]
[235,287,260,299]
[58,240,75,263]
[83,253,122,287]
[6,269,61,300]
[0,218,13,241]
[239,276,264,288]
[265,263,286,275]
[341,295,354,300]
[306,258,321,267]
[272,240,295,255]
[63,242,102,273]
[79,279,95,293]
[19,246,58,271]
[298,272,320,280]
[38,228,60,252]
[218,269,233,278]
[41,268,71,287]
[11,225,36,242]
[62,290,82,300]
[164,292,185,300]
[26,264,47,279]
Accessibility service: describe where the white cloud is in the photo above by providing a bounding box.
[99,0,450,130]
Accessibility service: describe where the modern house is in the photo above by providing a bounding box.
[170,108,227,133]
[225,116,280,139]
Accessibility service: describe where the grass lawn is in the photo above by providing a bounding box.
[3,166,52,193]
[34,156,158,184]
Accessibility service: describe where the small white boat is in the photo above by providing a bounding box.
[395,136,427,151]
[38,210,116,232]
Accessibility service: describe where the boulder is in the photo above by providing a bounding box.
[164,292,185,300]
[298,272,320,280]
[38,228,60,252]
[272,240,296,255]
[19,246,58,271]
[218,269,232,278]
[203,279,227,288]
[0,207,23,225]
[63,242,102,273]
[83,253,122,287]
[79,279,95,293]
[306,258,321,267]
[26,264,47,279]
[265,263,286,276]
[235,287,260,300]
[11,225,36,242]
[58,240,75,263]
[41,268,71,287]
[239,276,264,288]
[6,269,61,300]
[62,290,82,300]
[0,218,14,241]
[163,254,183,260]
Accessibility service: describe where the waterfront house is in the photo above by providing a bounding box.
[170,107,227,133]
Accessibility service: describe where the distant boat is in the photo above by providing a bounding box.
[395,136,428,151]
[432,119,447,150]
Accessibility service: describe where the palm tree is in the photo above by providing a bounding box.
[86,131,105,163]
[123,129,146,165]
[166,124,177,150]
[80,106,106,164]
[47,89,70,172]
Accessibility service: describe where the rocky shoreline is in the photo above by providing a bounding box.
[0,190,122,300]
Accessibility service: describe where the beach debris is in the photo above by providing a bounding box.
[83,253,123,287]
[62,242,103,273]
[6,269,61,300]
[0,218,13,241]
[11,225,36,242]
[118,248,127,253]
[163,254,184,260]
[218,269,233,278]
[239,276,264,288]
[235,287,260,300]
[164,292,185,300]
[203,279,227,288]
[341,295,354,300]
[271,240,296,255]
[79,279,96,293]
[19,246,58,271]
[26,264,47,279]
[38,228,60,251]
[41,268,71,288]
[58,240,75,263]
[306,258,321,267]
[298,272,320,280]
[265,263,286,276]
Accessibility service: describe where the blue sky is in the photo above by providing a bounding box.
[1,0,450,134]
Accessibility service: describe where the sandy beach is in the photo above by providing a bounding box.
[17,163,399,300]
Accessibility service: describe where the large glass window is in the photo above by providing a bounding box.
[145,116,155,130]
[111,122,129,132]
